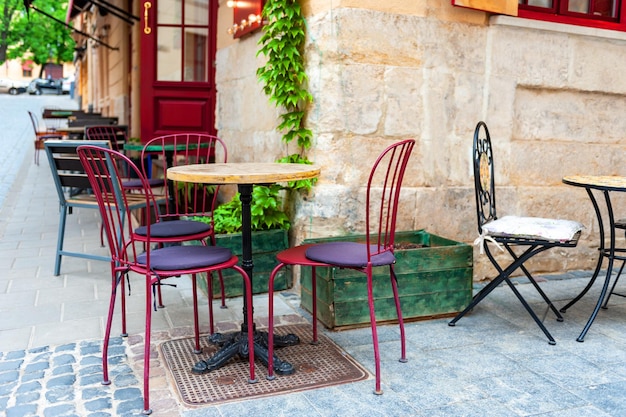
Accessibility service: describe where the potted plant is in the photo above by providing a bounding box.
[194,184,291,298]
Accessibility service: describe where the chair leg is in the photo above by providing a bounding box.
[207,272,215,335]
[505,246,563,321]
[120,272,128,337]
[217,270,227,308]
[389,266,407,362]
[192,274,202,353]
[101,268,119,387]
[208,235,227,309]
[143,274,154,415]
[366,268,383,395]
[266,262,285,380]
[311,266,318,345]
[54,207,68,276]
[449,244,557,344]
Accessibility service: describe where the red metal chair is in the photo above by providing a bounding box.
[135,133,229,326]
[29,110,62,165]
[77,145,256,415]
[84,125,165,189]
[266,139,415,394]
[84,125,127,151]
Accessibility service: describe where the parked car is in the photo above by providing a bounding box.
[61,75,74,94]
[27,78,63,95]
[0,78,28,95]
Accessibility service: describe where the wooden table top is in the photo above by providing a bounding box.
[563,175,626,191]
[167,162,321,185]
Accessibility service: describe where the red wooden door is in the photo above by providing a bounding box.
[140,0,217,141]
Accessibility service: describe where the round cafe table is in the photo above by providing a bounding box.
[562,175,626,342]
[167,162,320,375]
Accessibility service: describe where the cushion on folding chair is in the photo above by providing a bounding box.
[135,220,211,237]
[305,241,396,267]
[137,245,232,270]
[482,215,584,242]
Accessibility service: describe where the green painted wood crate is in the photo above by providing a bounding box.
[198,229,291,298]
[300,230,473,329]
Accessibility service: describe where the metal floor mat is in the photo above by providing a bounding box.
[159,324,369,406]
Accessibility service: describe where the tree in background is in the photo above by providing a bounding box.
[0,0,74,66]
[0,0,20,64]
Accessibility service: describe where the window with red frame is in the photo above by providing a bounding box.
[453,0,626,31]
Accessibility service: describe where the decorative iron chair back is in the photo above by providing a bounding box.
[366,139,415,258]
[141,133,227,219]
[473,121,497,234]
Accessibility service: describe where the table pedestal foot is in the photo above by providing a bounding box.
[192,328,299,376]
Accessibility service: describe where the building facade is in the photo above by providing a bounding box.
[69,0,626,280]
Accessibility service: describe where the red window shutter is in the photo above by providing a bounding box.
[452,0,519,16]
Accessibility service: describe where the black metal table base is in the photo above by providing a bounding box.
[191,326,300,376]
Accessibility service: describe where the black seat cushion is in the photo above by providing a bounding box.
[137,245,232,270]
[305,241,395,267]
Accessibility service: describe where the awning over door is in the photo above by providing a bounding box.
[23,0,119,50]
[66,0,139,24]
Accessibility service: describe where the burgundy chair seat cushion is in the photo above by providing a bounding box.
[122,178,165,189]
[137,245,232,270]
[305,241,395,267]
[135,219,211,237]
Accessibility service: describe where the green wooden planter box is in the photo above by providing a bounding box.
[197,229,291,298]
[300,230,473,329]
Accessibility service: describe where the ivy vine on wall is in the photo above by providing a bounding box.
[257,0,314,191]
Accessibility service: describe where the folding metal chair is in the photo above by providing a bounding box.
[448,122,584,344]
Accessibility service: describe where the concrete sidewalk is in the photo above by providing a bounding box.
[2,132,626,416]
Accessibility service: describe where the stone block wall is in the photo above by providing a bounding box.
[215,0,626,281]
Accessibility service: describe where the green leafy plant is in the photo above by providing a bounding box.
[204,0,313,235]
[257,0,315,192]
[195,185,290,234]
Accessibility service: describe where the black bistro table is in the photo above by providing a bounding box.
[562,175,626,341]
[167,162,320,374]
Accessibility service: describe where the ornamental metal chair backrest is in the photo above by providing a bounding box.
[265,139,415,394]
[76,145,255,415]
[473,120,497,234]
[448,121,583,345]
